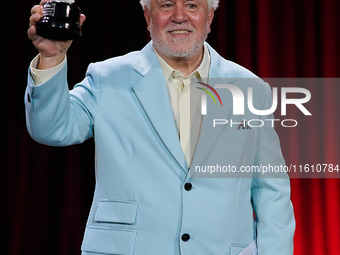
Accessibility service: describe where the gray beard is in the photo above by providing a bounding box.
[150,20,209,58]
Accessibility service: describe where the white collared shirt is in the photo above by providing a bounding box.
[154,43,211,166]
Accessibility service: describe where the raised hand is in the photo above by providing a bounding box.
[27,0,86,69]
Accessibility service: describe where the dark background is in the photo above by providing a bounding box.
[2,0,340,254]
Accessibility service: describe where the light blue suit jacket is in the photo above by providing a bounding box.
[25,42,295,255]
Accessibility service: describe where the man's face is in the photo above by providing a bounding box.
[144,0,214,59]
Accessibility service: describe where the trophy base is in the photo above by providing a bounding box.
[36,20,82,40]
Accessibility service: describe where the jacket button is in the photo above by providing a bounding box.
[182,233,190,242]
[184,183,192,191]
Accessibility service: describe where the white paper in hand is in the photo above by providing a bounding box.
[60,0,75,3]
[238,240,257,255]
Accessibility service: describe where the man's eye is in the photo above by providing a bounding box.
[187,4,198,9]
[161,3,173,8]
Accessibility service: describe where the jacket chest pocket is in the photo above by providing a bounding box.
[220,129,254,141]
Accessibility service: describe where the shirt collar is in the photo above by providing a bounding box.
[154,43,211,82]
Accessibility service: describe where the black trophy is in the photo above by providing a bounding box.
[36,0,82,40]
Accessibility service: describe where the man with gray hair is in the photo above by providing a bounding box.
[140,0,220,11]
[27,0,295,254]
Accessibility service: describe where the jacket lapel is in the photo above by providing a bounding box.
[132,42,188,173]
[191,44,237,171]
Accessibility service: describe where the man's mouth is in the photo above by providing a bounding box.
[169,30,191,34]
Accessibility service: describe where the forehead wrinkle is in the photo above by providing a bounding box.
[156,0,204,3]
[184,0,204,3]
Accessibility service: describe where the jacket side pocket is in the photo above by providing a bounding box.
[81,227,136,255]
[94,200,138,225]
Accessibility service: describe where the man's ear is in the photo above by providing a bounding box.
[207,7,215,33]
[144,6,151,31]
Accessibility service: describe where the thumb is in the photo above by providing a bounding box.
[39,0,50,5]
[80,14,86,26]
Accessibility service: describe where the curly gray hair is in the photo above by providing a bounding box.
[139,0,219,11]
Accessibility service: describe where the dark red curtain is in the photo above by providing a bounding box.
[3,0,340,254]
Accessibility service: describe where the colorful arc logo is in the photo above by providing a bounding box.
[196,82,223,106]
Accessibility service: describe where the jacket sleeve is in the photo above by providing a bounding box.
[251,84,295,255]
[25,61,100,146]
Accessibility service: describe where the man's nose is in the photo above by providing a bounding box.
[170,5,188,23]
